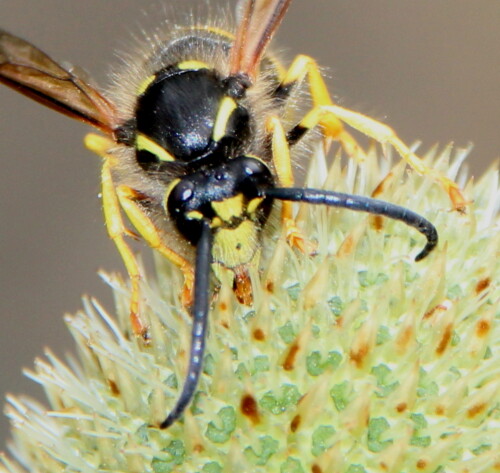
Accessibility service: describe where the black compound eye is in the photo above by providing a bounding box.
[172,180,194,203]
[229,157,274,196]
[167,179,197,221]
[166,177,206,246]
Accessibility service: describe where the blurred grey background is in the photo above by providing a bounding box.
[0,0,498,447]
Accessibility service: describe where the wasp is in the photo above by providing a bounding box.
[1,0,457,429]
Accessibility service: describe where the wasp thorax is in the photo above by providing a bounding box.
[166,157,274,247]
[135,67,252,170]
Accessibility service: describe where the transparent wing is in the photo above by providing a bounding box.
[0,30,118,134]
[230,0,292,81]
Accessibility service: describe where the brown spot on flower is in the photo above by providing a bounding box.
[475,277,491,294]
[416,459,428,469]
[476,319,491,338]
[467,402,486,418]
[219,301,228,311]
[396,402,407,413]
[253,328,265,341]
[193,444,204,453]
[240,394,260,424]
[435,405,445,415]
[221,320,230,329]
[337,234,355,257]
[350,342,369,368]
[423,301,450,320]
[266,280,275,293]
[435,323,453,355]
[283,341,300,371]
[372,172,394,198]
[371,215,384,231]
[311,465,322,473]
[379,462,389,471]
[290,414,301,432]
[397,325,414,351]
[108,379,120,396]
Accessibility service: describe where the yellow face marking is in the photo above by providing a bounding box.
[247,197,264,215]
[212,194,244,222]
[212,96,237,142]
[212,221,259,268]
[136,134,175,162]
[187,210,204,220]
[137,75,156,96]
[211,217,223,228]
[177,60,209,71]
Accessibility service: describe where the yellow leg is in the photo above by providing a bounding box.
[85,133,149,339]
[282,55,466,211]
[116,185,194,308]
[300,105,467,211]
[266,116,314,254]
[85,133,194,341]
[281,54,365,159]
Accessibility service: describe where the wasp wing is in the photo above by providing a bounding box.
[230,0,291,81]
[0,30,117,134]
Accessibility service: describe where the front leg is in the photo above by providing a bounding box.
[266,116,315,254]
[116,185,194,309]
[86,133,194,342]
[86,133,150,340]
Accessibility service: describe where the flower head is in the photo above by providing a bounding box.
[1,145,499,473]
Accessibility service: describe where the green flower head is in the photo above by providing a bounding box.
[1,146,499,473]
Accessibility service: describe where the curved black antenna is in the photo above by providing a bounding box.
[160,220,213,429]
[265,187,438,261]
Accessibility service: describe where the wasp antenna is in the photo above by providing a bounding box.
[265,187,438,261]
[160,220,213,429]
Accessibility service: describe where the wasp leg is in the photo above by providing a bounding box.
[276,54,365,159]
[86,134,194,339]
[279,55,466,211]
[300,105,466,211]
[85,133,149,340]
[116,186,194,308]
[266,116,315,254]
